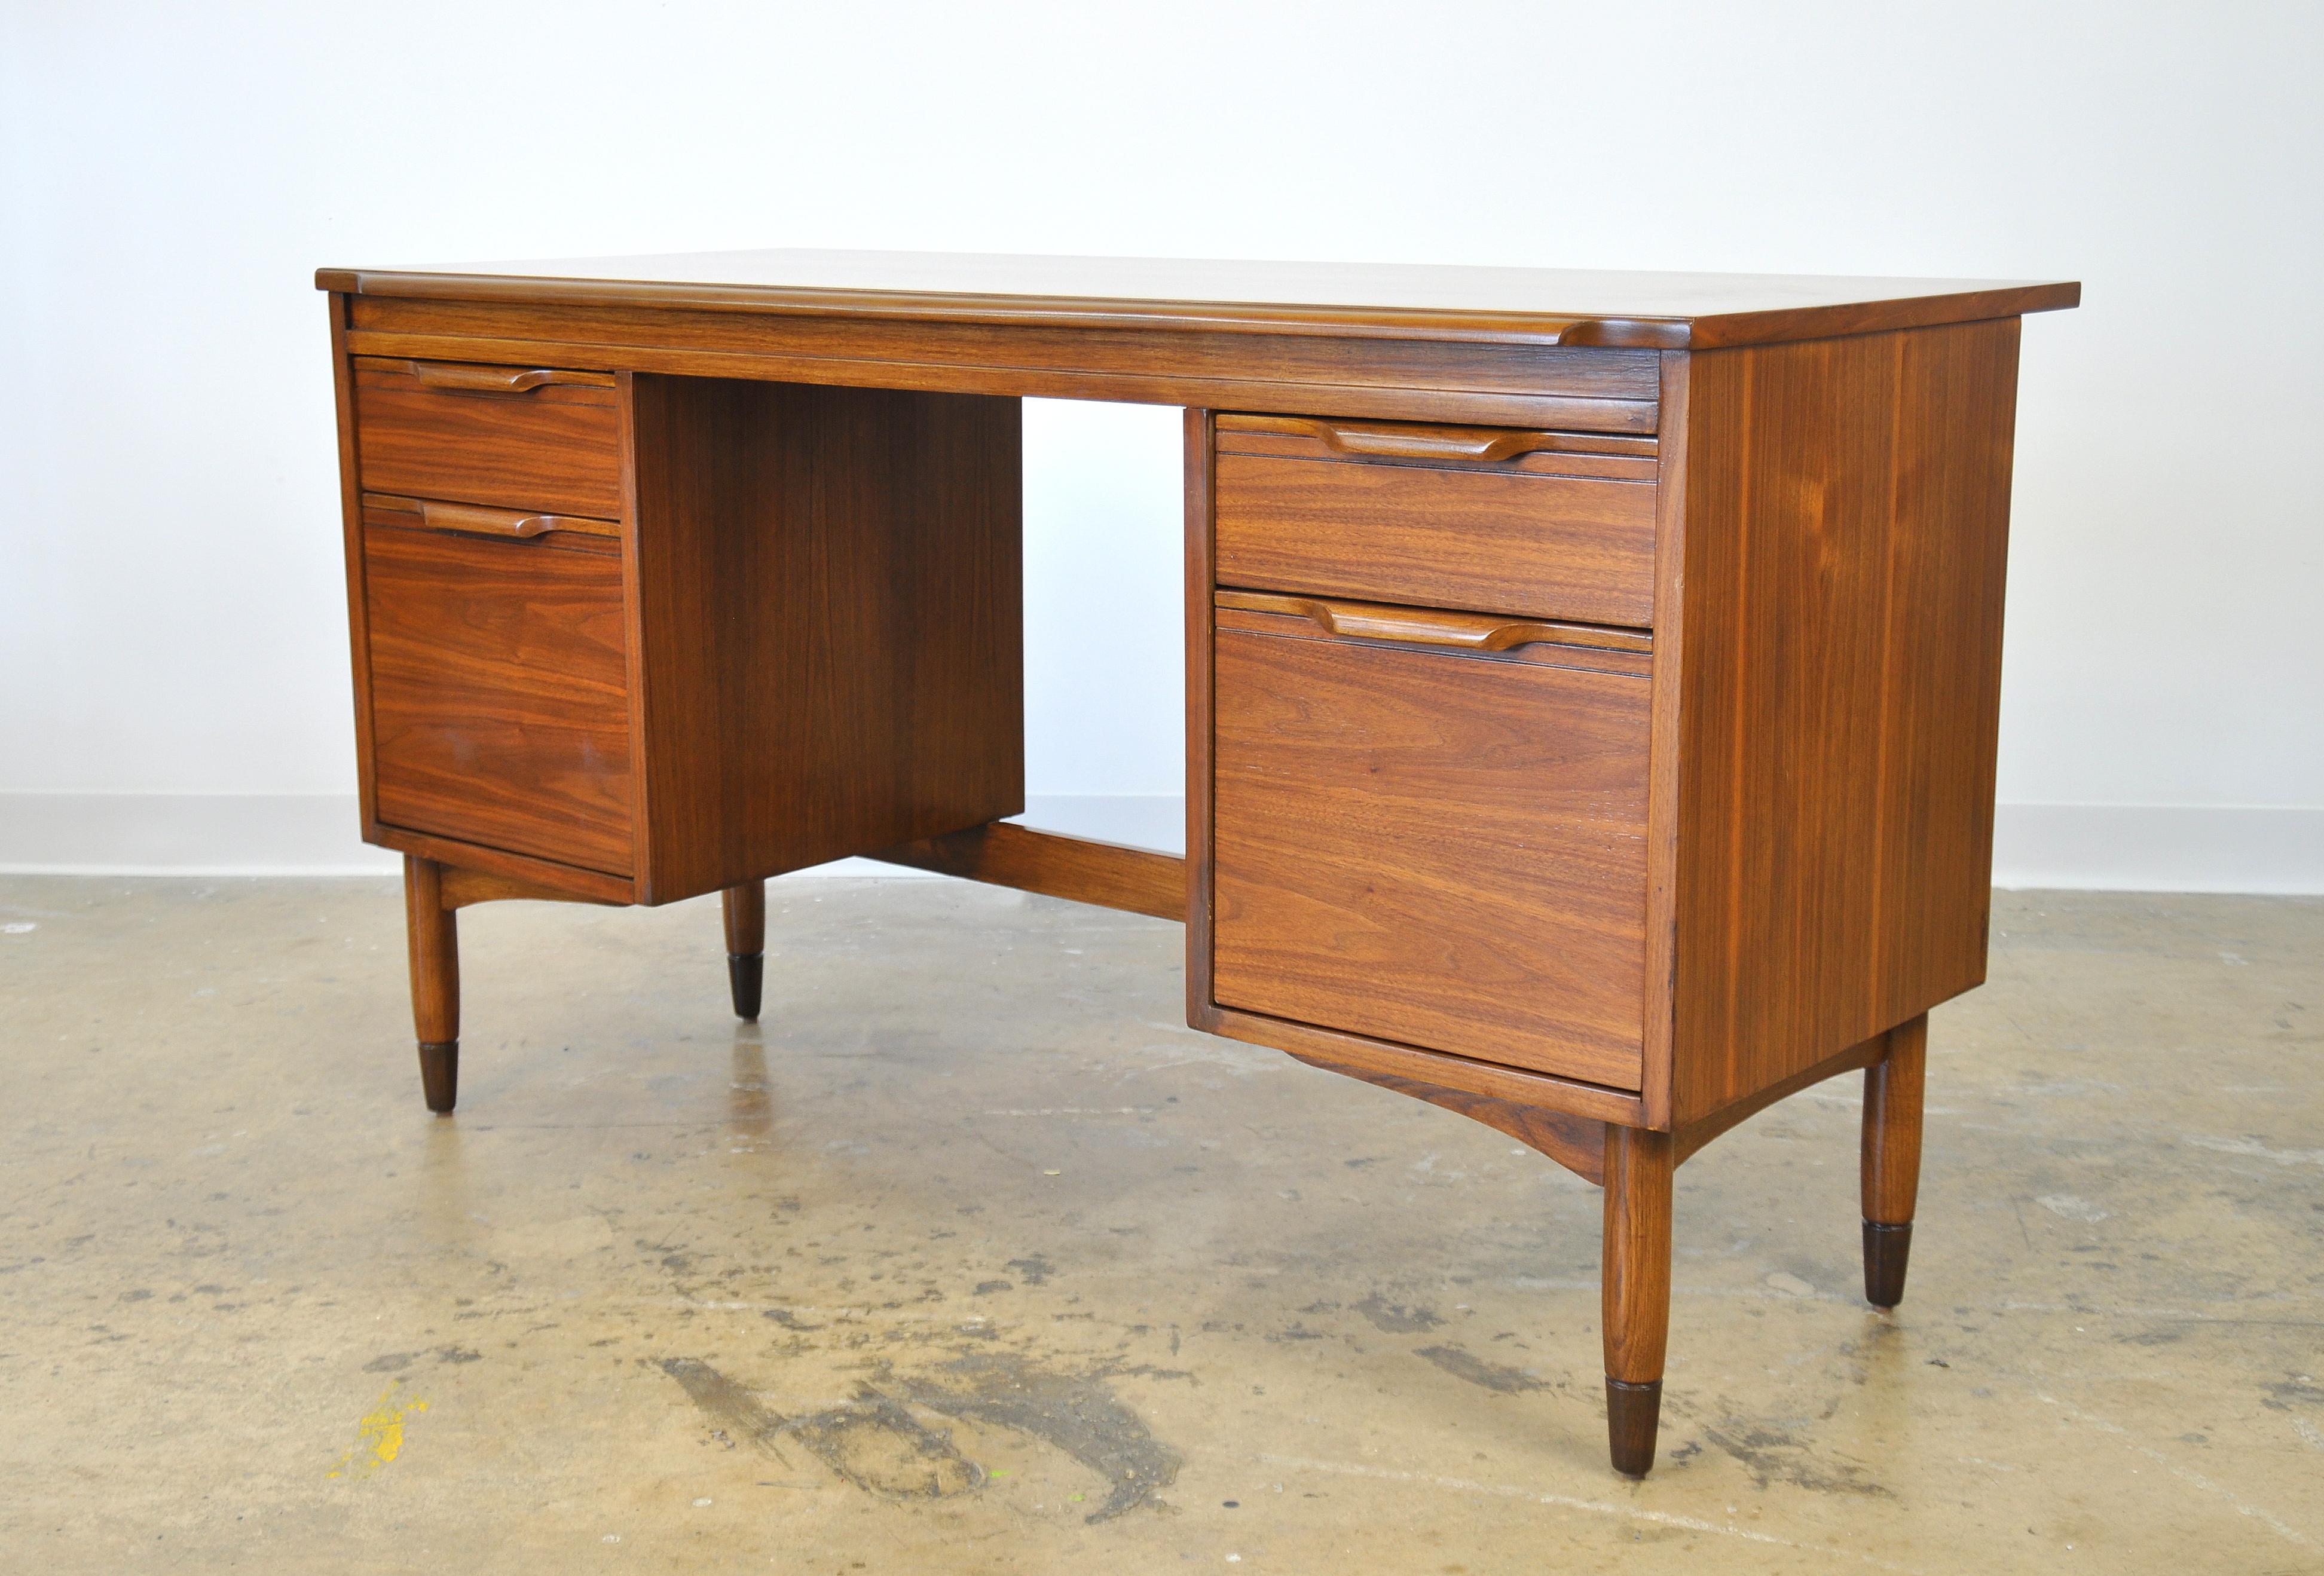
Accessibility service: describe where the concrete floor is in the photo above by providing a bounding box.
[0,877,2318,1573]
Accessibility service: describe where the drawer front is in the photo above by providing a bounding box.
[1210,620,1650,1089]
[1213,416,1658,627]
[353,357,623,518]
[364,524,634,875]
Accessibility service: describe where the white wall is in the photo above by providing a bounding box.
[4,1,2318,889]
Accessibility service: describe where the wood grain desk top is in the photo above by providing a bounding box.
[316,249,2078,350]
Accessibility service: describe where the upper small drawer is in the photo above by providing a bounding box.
[352,358,623,519]
[1213,415,1658,628]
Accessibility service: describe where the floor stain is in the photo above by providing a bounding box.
[1701,1424,1893,1497]
[791,1395,983,1498]
[1354,1292,1445,1333]
[1415,1345,1546,1394]
[659,1357,981,1500]
[363,1345,484,1373]
[2261,1378,2324,1412]
[1004,1254,1056,1286]
[898,1351,1183,1522]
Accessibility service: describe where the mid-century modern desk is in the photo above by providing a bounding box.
[314,251,2078,1477]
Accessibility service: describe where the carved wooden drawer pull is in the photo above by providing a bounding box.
[399,360,616,394]
[1216,589,1650,654]
[360,492,619,540]
[1282,418,1571,464]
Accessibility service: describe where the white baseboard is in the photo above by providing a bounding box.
[1,792,2314,894]
[0,792,402,876]
[1988,804,2324,894]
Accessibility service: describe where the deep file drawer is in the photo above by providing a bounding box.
[362,521,635,875]
[353,357,624,518]
[1213,414,1658,628]
[1209,600,1652,1090]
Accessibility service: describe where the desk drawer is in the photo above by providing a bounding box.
[1210,603,1649,1089]
[353,357,623,518]
[1213,415,1657,628]
[363,522,634,875]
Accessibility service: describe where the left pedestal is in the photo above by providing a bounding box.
[336,341,1031,1109]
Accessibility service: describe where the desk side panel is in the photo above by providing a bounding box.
[623,377,1024,903]
[1668,319,2020,1125]
[327,294,381,835]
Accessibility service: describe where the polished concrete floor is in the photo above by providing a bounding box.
[1,876,2318,1573]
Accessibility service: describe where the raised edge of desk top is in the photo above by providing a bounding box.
[315,250,2079,350]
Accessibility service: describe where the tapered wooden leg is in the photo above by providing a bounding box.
[402,855,460,1114]
[722,880,766,1021]
[1860,1013,1927,1307]
[1602,1125,1674,1478]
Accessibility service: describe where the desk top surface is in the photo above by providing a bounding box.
[317,250,2078,350]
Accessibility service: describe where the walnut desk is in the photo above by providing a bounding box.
[314,251,2078,1476]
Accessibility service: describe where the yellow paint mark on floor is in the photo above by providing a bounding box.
[327,1382,428,1480]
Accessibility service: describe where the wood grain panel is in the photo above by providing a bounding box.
[1215,449,1657,626]
[1286,1052,1610,1183]
[1671,1034,1886,1165]
[438,864,625,910]
[1867,333,2021,1029]
[369,823,635,905]
[1211,629,1650,1089]
[1666,319,2022,1125]
[623,377,1023,904]
[343,297,1662,433]
[1203,1005,1646,1126]
[1637,350,1693,1128]
[363,525,634,875]
[353,357,622,516]
[348,298,1659,396]
[347,332,1652,432]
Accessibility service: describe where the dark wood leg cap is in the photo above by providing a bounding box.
[418,1041,458,1115]
[1863,1220,1913,1308]
[1605,1376,1662,1478]
[727,954,763,1021]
